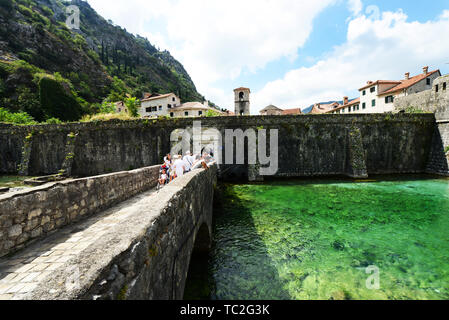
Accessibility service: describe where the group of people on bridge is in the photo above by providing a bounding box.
[158,151,213,188]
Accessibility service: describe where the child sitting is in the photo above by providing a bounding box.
[159,169,168,186]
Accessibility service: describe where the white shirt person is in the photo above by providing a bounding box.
[173,155,186,178]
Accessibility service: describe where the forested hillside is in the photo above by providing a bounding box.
[0,0,204,122]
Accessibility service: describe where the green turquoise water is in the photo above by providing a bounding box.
[184,176,449,300]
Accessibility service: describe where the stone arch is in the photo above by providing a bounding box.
[182,222,212,299]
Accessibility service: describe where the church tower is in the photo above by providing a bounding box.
[234,87,251,116]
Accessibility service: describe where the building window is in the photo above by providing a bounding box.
[342,109,345,113]
[372,99,376,107]
[170,112,174,117]
[146,107,152,113]
[363,90,366,96]
[362,103,366,109]
[370,87,376,93]
[199,111,203,116]
[385,96,394,104]
[444,83,447,91]
[427,78,431,86]
[152,107,157,112]
[159,106,162,111]
[172,97,176,102]
[168,104,172,109]
[185,111,189,116]
[348,106,351,112]
[436,85,439,92]
[239,92,244,100]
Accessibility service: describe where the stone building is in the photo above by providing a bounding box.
[260,105,302,116]
[260,105,283,116]
[394,73,449,116]
[282,108,302,115]
[234,87,251,116]
[328,97,360,114]
[115,101,128,114]
[139,93,181,118]
[170,102,225,118]
[310,102,341,114]
[357,67,440,113]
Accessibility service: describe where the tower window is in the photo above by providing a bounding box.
[239,92,244,100]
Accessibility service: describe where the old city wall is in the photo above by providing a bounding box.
[0,114,437,179]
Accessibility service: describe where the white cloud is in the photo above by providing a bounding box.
[252,10,449,113]
[87,0,335,107]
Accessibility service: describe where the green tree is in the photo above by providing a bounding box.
[205,109,221,117]
[39,77,82,121]
[0,107,37,125]
[125,97,139,117]
[99,101,116,114]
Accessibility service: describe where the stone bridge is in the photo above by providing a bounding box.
[1,112,448,300]
[0,165,216,300]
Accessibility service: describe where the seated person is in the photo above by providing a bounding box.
[159,169,168,186]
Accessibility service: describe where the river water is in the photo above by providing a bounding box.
[184,176,449,300]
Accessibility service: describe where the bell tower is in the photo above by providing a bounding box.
[234,87,251,116]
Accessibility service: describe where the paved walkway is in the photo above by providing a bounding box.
[0,187,158,300]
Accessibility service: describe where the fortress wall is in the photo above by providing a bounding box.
[0,114,437,179]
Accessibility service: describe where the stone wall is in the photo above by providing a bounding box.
[27,165,217,300]
[0,114,436,179]
[0,166,160,258]
[0,124,26,174]
[395,74,449,117]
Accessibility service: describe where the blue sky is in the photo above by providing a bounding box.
[87,0,449,113]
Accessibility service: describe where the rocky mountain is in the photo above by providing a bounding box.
[0,0,204,121]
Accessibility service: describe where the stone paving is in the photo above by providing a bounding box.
[0,188,158,300]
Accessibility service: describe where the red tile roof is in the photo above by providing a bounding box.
[379,70,440,95]
[359,81,401,91]
[310,102,340,114]
[282,108,302,115]
[234,87,251,92]
[141,93,175,102]
[326,98,360,113]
